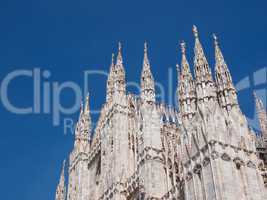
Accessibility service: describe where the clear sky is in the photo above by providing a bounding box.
[0,0,266,200]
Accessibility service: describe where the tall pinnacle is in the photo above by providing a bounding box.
[214,34,238,111]
[84,93,90,114]
[214,34,234,87]
[143,42,150,68]
[83,93,92,141]
[78,101,84,121]
[193,25,216,101]
[74,101,84,145]
[116,42,123,67]
[180,41,192,78]
[254,92,267,139]
[106,53,115,102]
[115,42,125,72]
[141,42,155,103]
[75,96,91,146]
[55,160,66,200]
[113,42,126,103]
[193,25,213,83]
[178,41,196,118]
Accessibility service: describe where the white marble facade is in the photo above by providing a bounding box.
[55,26,267,200]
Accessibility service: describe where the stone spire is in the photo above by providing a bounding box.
[193,25,216,101]
[74,102,84,145]
[106,53,115,102]
[74,99,91,148]
[178,41,196,119]
[55,160,66,200]
[141,42,155,104]
[254,92,267,139]
[83,93,92,142]
[113,42,126,96]
[214,34,239,111]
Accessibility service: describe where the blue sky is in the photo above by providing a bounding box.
[0,0,266,200]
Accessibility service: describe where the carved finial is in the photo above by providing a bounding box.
[193,25,198,38]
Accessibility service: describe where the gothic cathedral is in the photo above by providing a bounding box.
[55,26,267,200]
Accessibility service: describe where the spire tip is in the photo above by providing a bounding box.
[180,40,186,54]
[193,25,198,38]
[213,33,219,46]
[118,42,122,52]
[111,53,115,63]
[144,41,148,53]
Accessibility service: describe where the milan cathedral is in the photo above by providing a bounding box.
[55,26,267,200]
